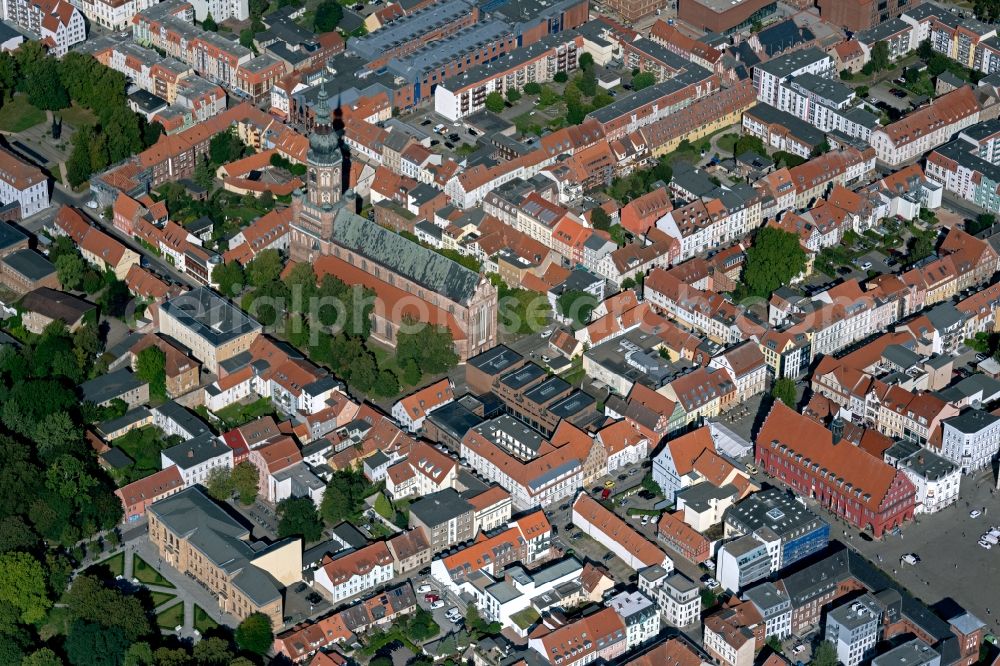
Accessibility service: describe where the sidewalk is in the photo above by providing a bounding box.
[121,536,239,639]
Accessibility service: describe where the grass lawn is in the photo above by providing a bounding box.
[222,206,264,223]
[214,397,275,429]
[150,591,177,608]
[193,605,217,634]
[716,133,739,154]
[156,602,185,630]
[93,552,125,577]
[0,95,46,132]
[134,555,175,588]
[59,103,97,129]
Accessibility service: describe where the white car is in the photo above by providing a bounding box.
[970,509,983,519]
[540,329,552,338]
[640,515,649,525]
[430,600,445,609]
[860,261,872,271]
[85,199,99,209]
[979,541,992,550]
[705,578,720,590]
[417,584,432,594]
[792,645,805,655]
[446,607,460,617]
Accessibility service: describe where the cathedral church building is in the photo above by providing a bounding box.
[289,88,497,360]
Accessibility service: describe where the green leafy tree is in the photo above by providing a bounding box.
[66,621,130,666]
[812,641,838,666]
[22,648,64,666]
[741,227,807,299]
[66,127,96,188]
[201,11,218,30]
[579,52,594,69]
[396,323,458,376]
[213,261,245,297]
[314,0,343,31]
[553,71,568,83]
[283,262,317,307]
[506,88,521,103]
[407,608,441,641]
[320,468,372,524]
[557,289,597,328]
[205,467,235,501]
[136,346,167,400]
[0,551,50,624]
[733,134,766,156]
[56,253,85,291]
[194,159,215,190]
[192,637,234,665]
[235,613,274,654]
[25,56,69,110]
[34,411,82,462]
[485,92,505,113]
[641,473,661,497]
[245,248,284,288]
[372,369,400,397]
[771,378,797,407]
[523,81,541,95]
[63,574,152,641]
[539,85,559,107]
[232,461,259,505]
[240,28,257,50]
[576,67,598,96]
[208,130,245,165]
[632,71,656,90]
[590,206,611,231]
[765,636,782,653]
[870,41,891,72]
[277,497,324,542]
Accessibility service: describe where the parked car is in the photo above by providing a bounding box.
[431,600,445,609]
[540,329,553,338]
[425,594,439,603]
[971,509,983,518]
[792,644,805,655]
[900,553,920,565]
[640,515,649,525]
[860,261,873,271]
[705,578,720,589]
[417,584,432,594]
[979,540,992,550]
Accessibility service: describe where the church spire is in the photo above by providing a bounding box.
[306,84,342,207]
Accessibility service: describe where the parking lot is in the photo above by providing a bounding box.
[763,468,1000,631]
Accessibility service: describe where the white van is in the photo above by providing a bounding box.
[900,553,919,565]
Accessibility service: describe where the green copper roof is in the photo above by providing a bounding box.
[332,208,480,304]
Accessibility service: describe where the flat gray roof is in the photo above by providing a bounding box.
[160,287,261,347]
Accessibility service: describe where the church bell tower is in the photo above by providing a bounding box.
[306,85,343,208]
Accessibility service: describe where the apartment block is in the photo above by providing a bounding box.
[1,0,84,55]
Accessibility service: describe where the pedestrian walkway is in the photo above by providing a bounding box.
[116,536,238,640]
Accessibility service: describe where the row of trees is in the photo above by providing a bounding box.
[219,251,458,398]
[1,49,169,188]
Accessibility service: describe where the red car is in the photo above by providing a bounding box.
[425,594,440,603]
[601,488,611,500]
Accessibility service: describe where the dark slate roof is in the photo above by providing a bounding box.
[331,208,480,304]
[159,287,261,346]
[409,488,473,527]
[0,219,27,251]
[757,19,814,57]
[2,249,54,281]
[80,369,146,405]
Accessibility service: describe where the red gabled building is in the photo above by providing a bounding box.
[756,402,915,538]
